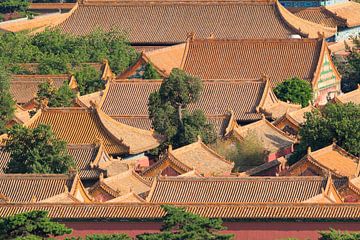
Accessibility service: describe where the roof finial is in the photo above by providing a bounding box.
[332,138,337,147]
[261,114,266,120]
[260,73,269,82]
[197,135,202,142]
[307,146,312,154]
[99,172,104,182]
[209,33,215,39]
[187,32,195,41]
[64,184,69,193]
[31,196,37,203]
[168,144,173,152]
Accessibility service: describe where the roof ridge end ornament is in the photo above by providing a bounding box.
[307,146,312,154]
[187,32,195,41]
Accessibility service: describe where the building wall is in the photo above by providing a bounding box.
[336,26,360,42]
[61,221,360,240]
[280,0,347,7]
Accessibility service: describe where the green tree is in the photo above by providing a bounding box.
[0,0,29,14]
[320,229,360,240]
[136,205,234,240]
[74,64,104,95]
[143,63,160,79]
[66,234,132,240]
[0,67,15,134]
[289,103,360,164]
[274,77,312,107]
[36,80,75,107]
[38,53,70,75]
[0,210,72,239]
[148,68,216,148]
[4,124,75,173]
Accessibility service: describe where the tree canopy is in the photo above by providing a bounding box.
[0,29,138,75]
[136,205,234,240]
[0,210,72,239]
[74,64,104,95]
[143,63,161,79]
[0,0,29,14]
[274,77,313,107]
[319,229,360,240]
[289,103,360,164]
[148,68,216,149]
[0,67,15,134]
[36,80,75,107]
[4,124,75,174]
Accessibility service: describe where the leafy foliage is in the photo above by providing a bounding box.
[319,229,360,240]
[4,124,75,174]
[148,68,216,148]
[74,64,104,95]
[143,63,161,79]
[333,37,360,93]
[0,0,29,14]
[289,103,360,164]
[0,210,72,239]
[36,80,75,107]
[0,29,138,75]
[0,67,15,134]
[66,234,131,240]
[274,77,312,107]
[136,205,234,240]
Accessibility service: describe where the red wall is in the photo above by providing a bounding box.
[61,221,360,240]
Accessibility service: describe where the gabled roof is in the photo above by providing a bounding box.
[106,191,145,203]
[233,117,296,153]
[89,170,151,199]
[0,174,88,203]
[325,1,360,28]
[11,105,31,125]
[100,79,296,122]
[142,138,234,177]
[273,104,315,128]
[137,38,327,88]
[10,75,73,105]
[288,144,360,178]
[302,175,343,203]
[334,86,360,104]
[146,176,344,203]
[55,0,335,43]
[24,107,162,155]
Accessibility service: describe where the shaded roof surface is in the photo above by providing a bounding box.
[101,80,267,121]
[147,176,344,203]
[0,202,359,220]
[10,75,70,104]
[0,174,73,203]
[288,7,343,28]
[326,1,360,27]
[335,88,360,104]
[182,39,323,86]
[58,1,297,43]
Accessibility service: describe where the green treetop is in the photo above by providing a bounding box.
[274,77,313,107]
[74,64,104,95]
[148,68,216,148]
[4,124,75,174]
[136,205,234,240]
[0,0,29,14]
[36,80,75,107]
[0,67,15,134]
[289,103,360,164]
[0,210,72,239]
[143,63,161,79]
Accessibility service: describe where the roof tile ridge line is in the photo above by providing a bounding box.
[23,108,42,127]
[193,38,318,43]
[97,181,121,198]
[333,144,360,162]
[131,170,153,187]
[256,78,272,113]
[275,0,336,37]
[12,74,70,78]
[198,140,234,165]
[69,173,93,202]
[140,158,167,175]
[145,176,158,202]
[347,180,360,196]
[262,117,297,143]
[324,174,343,203]
[51,1,79,27]
[224,110,237,136]
[306,155,344,178]
[110,115,150,118]
[167,152,194,172]
[286,104,316,125]
[141,53,169,77]
[98,80,111,109]
[113,79,163,83]
[116,55,145,79]
[322,4,348,26]
[91,141,108,168]
[179,39,190,69]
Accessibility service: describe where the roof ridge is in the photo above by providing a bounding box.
[157,176,326,182]
[190,38,321,44]
[0,174,72,179]
[81,0,276,6]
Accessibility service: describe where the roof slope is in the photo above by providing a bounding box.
[56,0,335,44]
[25,107,162,155]
[0,174,73,203]
[334,87,360,104]
[181,39,323,87]
[101,79,268,122]
[147,176,341,203]
[10,75,71,104]
[288,7,344,28]
[326,1,360,28]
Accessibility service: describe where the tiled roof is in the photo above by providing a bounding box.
[25,107,162,155]
[273,104,315,129]
[233,118,296,153]
[0,174,74,203]
[39,192,81,203]
[0,202,360,220]
[89,170,151,198]
[308,144,360,178]
[10,75,71,104]
[181,39,324,87]
[57,1,309,44]
[146,176,344,203]
[29,3,76,10]
[106,192,145,203]
[334,87,360,105]
[288,7,344,28]
[326,2,360,28]
[101,79,269,122]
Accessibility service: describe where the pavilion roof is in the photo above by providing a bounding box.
[233,117,296,153]
[334,86,360,105]
[273,104,315,128]
[0,202,360,220]
[325,1,360,28]
[10,75,73,105]
[24,107,162,155]
[146,176,346,203]
[55,0,335,44]
[0,174,79,203]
